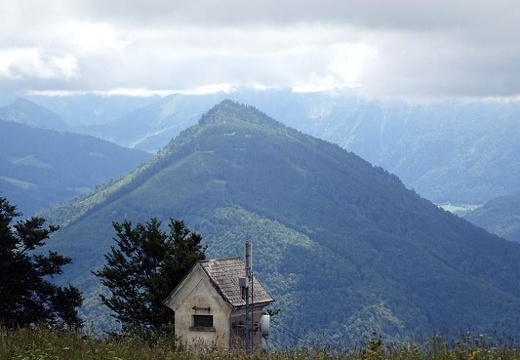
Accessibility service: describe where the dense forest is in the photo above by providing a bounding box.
[38,101,520,346]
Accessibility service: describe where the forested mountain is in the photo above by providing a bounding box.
[464,193,520,243]
[287,97,520,205]
[0,119,151,216]
[45,100,520,345]
[32,89,520,205]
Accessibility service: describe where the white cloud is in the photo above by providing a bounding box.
[2,0,520,99]
[294,43,378,92]
[0,48,78,80]
[67,21,132,54]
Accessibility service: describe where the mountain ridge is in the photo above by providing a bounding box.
[0,98,70,131]
[0,119,151,216]
[12,91,520,206]
[44,100,520,344]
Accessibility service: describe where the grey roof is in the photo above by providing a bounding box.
[200,257,274,308]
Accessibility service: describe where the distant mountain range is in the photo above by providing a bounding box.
[44,101,520,345]
[25,94,159,127]
[0,98,70,131]
[0,119,150,216]
[3,91,519,243]
[14,89,519,206]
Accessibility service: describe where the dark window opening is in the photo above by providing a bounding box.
[193,314,214,328]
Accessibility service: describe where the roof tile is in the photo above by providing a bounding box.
[200,258,274,308]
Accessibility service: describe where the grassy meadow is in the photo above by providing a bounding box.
[2,327,520,360]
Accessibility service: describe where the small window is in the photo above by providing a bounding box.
[192,315,214,330]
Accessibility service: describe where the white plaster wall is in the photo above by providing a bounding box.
[171,266,232,350]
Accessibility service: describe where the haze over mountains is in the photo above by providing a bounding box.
[464,193,520,243]
[1,91,520,343]
[0,98,70,131]
[40,101,520,345]
[0,117,150,215]
[2,89,519,240]
[12,89,520,207]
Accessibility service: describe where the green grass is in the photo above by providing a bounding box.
[438,202,481,215]
[2,328,520,360]
[0,327,176,360]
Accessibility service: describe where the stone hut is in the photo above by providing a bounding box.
[163,257,274,351]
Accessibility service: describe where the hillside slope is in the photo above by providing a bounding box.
[0,120,151,216]
[232,93,520,205]
[464,193,520,243]
[76,93,226,152]
[293,98,520,205]
[49,90,520,205]
[46,100,520,344]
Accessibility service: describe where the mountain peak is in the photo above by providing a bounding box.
[198,100,282,129]
[0,98,69,131]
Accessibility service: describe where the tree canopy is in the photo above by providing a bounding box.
[93,218,206,338]
[0,197,83,329]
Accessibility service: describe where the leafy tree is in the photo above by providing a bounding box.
[0,197,83,329]
[93,218,206,338]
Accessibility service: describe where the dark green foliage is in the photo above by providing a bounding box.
[93,218,206,338]
[362,330,384,360]
[0,197,83,329]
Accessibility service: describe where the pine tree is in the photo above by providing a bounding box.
[0,197,83,329]
[93,218,206,338]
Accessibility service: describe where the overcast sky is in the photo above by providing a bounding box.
[1,0,519,99]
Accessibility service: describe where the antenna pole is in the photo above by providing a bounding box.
[245,241,252,278]
[245,241,253,354]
